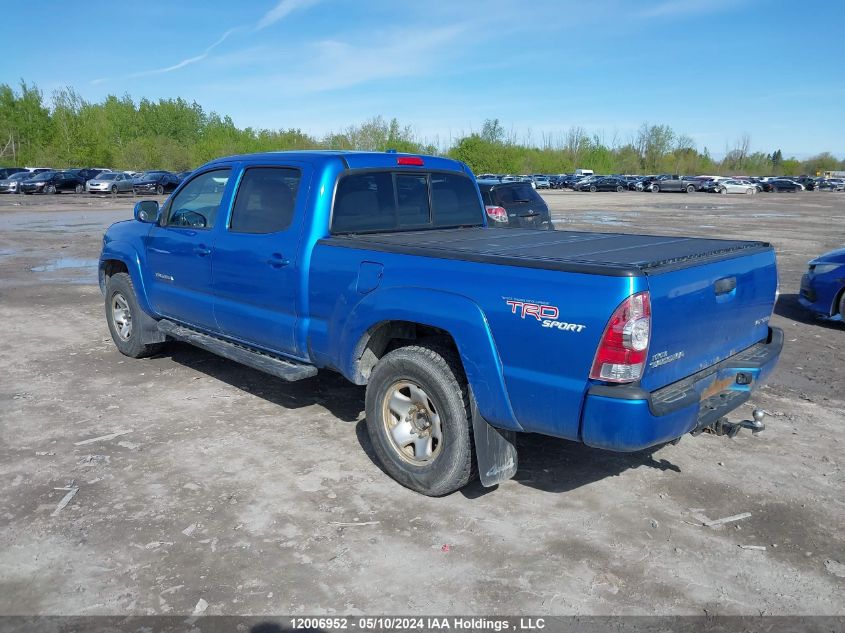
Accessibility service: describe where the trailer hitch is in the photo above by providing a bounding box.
[693,409,766,438]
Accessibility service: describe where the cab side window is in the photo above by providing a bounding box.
[229,167,301,234]
[165,169,231,229]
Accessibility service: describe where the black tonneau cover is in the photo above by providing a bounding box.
[321,228,770,277]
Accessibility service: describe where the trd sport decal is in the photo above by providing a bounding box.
[504,299,586,333]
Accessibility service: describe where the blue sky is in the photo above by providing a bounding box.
[3,0,843,157]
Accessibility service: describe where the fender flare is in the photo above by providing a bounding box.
[99,241,156,316]
[338,286,523,432]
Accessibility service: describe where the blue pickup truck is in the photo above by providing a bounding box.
[100,151,782,496]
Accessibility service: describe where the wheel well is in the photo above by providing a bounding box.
[354,321,459,384]
[834,285,845,317]
[102,259,128,280]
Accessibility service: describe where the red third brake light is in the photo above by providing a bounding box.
[397,156,424,166]
[590,291,651,383]
[485,205,508,223]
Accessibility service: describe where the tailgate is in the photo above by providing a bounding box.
[640,248,778,391]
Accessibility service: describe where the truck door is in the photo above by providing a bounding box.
[144,168,232,331]
[212,164,311,358]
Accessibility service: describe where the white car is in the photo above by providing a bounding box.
[718,179,757,195]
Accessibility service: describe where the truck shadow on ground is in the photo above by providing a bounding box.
[774,293,843,329]
[165,342,365,423]
[354,420,680,497]
[164,343,681,497]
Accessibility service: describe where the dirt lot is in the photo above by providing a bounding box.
[0,190,843,616]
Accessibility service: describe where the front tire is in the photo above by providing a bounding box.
[589,185,597,192]
[652,184,660,193]
[365,343,474,496]
[105,272,163,358]
[616,185,623,192]
[45,184,56,194]
[156,184,164,195]
[75,184,83,194]
[686,184,695,193]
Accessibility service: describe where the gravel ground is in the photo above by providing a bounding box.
[0,190,843,617]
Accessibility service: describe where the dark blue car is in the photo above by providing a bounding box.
[799,247,845,322]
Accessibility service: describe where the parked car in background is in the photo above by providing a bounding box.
[816,179,845,191]
[477,179,554,229]
[577,176,627,192]
[717,179,757,195]
[24,167,53,174]
[533,176,551,189]
[175,170,193,182]
[87,171,135,194]
[132,171,181,195]
[0,167,28,179]
[799,248,845,322]
[72,167,111,184]
[793,176,816,191]
[700,178,726,193]
[0,171,35,194]
[651,175,699,193]
[20,170,85,194]
[761,179,801,192]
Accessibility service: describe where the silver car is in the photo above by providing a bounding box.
[87,171,134,194]
[0,171,35,194]
[718,179,757,195]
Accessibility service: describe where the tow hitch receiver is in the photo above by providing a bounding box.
[693,409,766,438]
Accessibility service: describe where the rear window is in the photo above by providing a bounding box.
[332,171,482,234]
[492,183,544,206]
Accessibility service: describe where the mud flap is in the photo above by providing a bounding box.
[470,390,518,487]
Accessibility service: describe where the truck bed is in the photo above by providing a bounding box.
[321,228,770,277]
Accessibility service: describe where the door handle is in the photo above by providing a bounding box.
[193,245,211,256]
[267,253,290,268]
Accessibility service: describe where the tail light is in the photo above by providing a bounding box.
[485,205,508,223]
[590,291,651,383]
[397,156,424,166]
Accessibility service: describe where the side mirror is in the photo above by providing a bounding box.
[134,200,160,224]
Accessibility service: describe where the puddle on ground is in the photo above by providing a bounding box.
[749,213,797,218]
[31,258,99,272]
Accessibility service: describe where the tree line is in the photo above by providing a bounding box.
[1,81,842,177]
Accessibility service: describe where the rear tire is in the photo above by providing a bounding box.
[365,343,475,496]
[45,184,56,194]
[105,272,164,358]
[156,184,164,195]
[686,184,695,193]
[589,185,597,192]
[111,185,118,194]
[75,184,83,194]
[652,184,660,193]
[746,188,754,195]
[616,185,623,192]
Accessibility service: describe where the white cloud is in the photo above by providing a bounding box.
[129,28,241,78]
[255,0,321,30]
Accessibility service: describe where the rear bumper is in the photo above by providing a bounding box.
[580,327,783,451]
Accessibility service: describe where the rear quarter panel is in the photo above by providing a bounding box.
[308,243,644,440]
